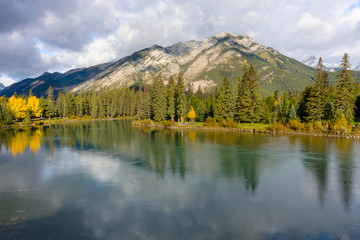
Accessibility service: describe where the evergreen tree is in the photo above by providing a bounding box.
[142,84,152,119]
[175,72,187,123]
[215,77,233,120]
[288,103,297,121]
[152,75,167,121]
[167,76,176,121]
[46,86,55,119]
[66,92,75,116]
[335,53,355,122]
[91,89,98,118]
[137,87,144,120]
[306,57,328,121]
[238,64,260,122]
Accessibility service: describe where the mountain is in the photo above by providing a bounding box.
[355,63,360,71]
[0,62,113,97]
[1,32,360,97]
[72,32,316,95]
[302,56,339,72]
[0,83,4,91]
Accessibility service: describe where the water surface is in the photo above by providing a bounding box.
[0,120,359,239]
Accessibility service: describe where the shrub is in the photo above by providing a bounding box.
[287,120,303,132]
[220,118,236,128]
[204,117,218,127]
[268,123,286,132]
[329,114,352,135]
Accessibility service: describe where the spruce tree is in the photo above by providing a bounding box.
[152,75,167,122]
[247,65,261,122]
[238,64,252,122]
[306,57,328,121]
[175,72,186,123]
[335,53,355,122]
[288,103,297,121]
[91,89,98,118]
[215,77,233,120]
[142,84,152,119]
[46,86,55,119]
[167,76,176,121]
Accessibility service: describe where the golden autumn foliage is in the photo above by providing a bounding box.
[187,106,196,121]
[7,129,43,156]
[27,96,41,117]
[7,95,27,119]
[29,129,42,153]
[9,132,28,156]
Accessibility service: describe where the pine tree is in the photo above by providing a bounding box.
[335,53,355,122]
[91,89,98,118]
[288,103,297,121]
[238,64,252,122]
[175,72,187,123]
[167,76,176,121]
[46,86,55,119]
[306,57,328,121]
[215,77,233,120]
[141,84,151,119]
[152,75,167,122]
[248,65,261,122]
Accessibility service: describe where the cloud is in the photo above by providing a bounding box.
[1,0,360,85]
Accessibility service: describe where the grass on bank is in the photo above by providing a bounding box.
[132,115,360,136]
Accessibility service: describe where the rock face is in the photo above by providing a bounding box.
[5,32,359,97]
[72,32,316,95]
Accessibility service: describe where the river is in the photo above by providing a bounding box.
[0,120,359,239]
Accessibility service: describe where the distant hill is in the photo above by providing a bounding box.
[1,32,360,97]
[0,62,113,97]
[0,83,4,91]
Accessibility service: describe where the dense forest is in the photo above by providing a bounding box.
[1,53,360,134]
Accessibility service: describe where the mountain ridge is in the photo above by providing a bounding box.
[1,32,360,97]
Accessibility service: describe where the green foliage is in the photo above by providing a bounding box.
[335,53,355,122]
[215,77,234,120]
[175,72,187,123]
[204,117,218,127]
[152,75,167,122]
[306,58,328,121]
[167,76,176,121]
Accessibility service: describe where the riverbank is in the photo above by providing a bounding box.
[0,116,134,130]
[131,119,360,139]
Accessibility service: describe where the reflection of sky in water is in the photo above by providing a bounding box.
[0,122,359,239]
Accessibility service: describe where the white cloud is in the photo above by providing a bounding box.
[1,0,360,84]
[0,74,15,86]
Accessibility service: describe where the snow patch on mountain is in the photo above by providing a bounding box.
[302,56,338,72]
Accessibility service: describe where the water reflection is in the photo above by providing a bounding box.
[0,120,359,239]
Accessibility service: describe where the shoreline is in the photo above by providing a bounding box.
[131,121,360,139]
[0,116,134,130]
[2,117,360,139]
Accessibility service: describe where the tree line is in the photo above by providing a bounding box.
[1,53,360,132]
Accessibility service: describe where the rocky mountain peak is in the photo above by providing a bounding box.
[0,83,4,91]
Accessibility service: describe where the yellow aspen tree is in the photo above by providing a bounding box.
[187,106,196,122]
[7,95,27,119]
[27,96,41,117]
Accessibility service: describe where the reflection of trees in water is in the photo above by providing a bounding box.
[200,131,265,193]
[300,136,355,212]
[333,139,354,212]
[0,128,42,157]
[300,136,330,206]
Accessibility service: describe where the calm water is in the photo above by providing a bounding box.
[0,120,359,240]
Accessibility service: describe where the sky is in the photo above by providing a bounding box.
[1,0,360,86]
